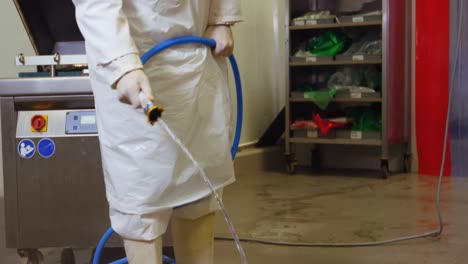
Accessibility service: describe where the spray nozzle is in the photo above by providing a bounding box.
[139,92,164,125]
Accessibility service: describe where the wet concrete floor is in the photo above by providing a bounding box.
[1,156,467,263]
[214,167,468,264]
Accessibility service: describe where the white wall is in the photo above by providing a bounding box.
[232,0,287,146]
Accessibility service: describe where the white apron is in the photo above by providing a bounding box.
[73,0,240,240]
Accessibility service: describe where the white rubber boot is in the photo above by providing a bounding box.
[124,236,163,264]
[171,212,216,264]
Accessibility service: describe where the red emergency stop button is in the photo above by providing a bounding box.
[31,115,48,132]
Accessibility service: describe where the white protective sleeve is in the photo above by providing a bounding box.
[208,0,243,25]
[72,0,143,86]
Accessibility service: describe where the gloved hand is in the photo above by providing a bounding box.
[115,69,154,108]
[204,25,234,57]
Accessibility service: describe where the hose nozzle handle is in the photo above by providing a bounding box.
[139,92,164,125]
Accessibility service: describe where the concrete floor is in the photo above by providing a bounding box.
[1,149,468,263]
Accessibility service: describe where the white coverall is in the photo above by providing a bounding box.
[72,0,241,243]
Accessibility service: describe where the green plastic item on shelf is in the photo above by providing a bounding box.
[304,88,337,110]
[309,31,349,57]
[349,108,382,132]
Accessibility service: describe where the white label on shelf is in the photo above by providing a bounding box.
[352,55,365,61]
[306,20,318,25]
[306,57,317,63]
[353,16,365,23]
[351,131,363,140]
[351,92,362,99]
[307,130,319,138]
[294,20,305,26]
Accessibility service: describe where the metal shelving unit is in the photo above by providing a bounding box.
[290,21,383,30]
[291,98,382,103]
[285,0,411,178]
[289,137,382,146]
[290,60,382,66]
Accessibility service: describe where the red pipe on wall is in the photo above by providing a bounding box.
[415,0,451,176]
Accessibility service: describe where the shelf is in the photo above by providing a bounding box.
[289,137,382,146]
[290,60,382,67]
[290,97,382,103]
[290,21,382,31]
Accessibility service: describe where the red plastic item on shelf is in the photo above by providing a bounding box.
[291,120,317,130]
[313,114,346,135]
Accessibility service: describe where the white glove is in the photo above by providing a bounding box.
[204,25,234,57]
[115,69,154,108]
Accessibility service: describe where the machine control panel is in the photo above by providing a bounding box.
[65,111,98,134]
[16,110,98,138]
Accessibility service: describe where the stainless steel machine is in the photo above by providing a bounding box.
[1,1,119,262]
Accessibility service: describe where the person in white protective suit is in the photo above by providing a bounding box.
[72,1,242,263]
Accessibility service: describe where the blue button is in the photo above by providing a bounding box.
[18,139,35,159]
[37,138,56,159]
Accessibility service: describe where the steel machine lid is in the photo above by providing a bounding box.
[14,0,85,56]
[0,1,90,97]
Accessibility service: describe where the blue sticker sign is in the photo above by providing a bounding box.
[38,138,56,158]
[18,139,35,159]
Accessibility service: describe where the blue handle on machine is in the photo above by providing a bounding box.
[93,36,243,264]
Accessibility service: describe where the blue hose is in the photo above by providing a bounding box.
[93,36,243,264]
